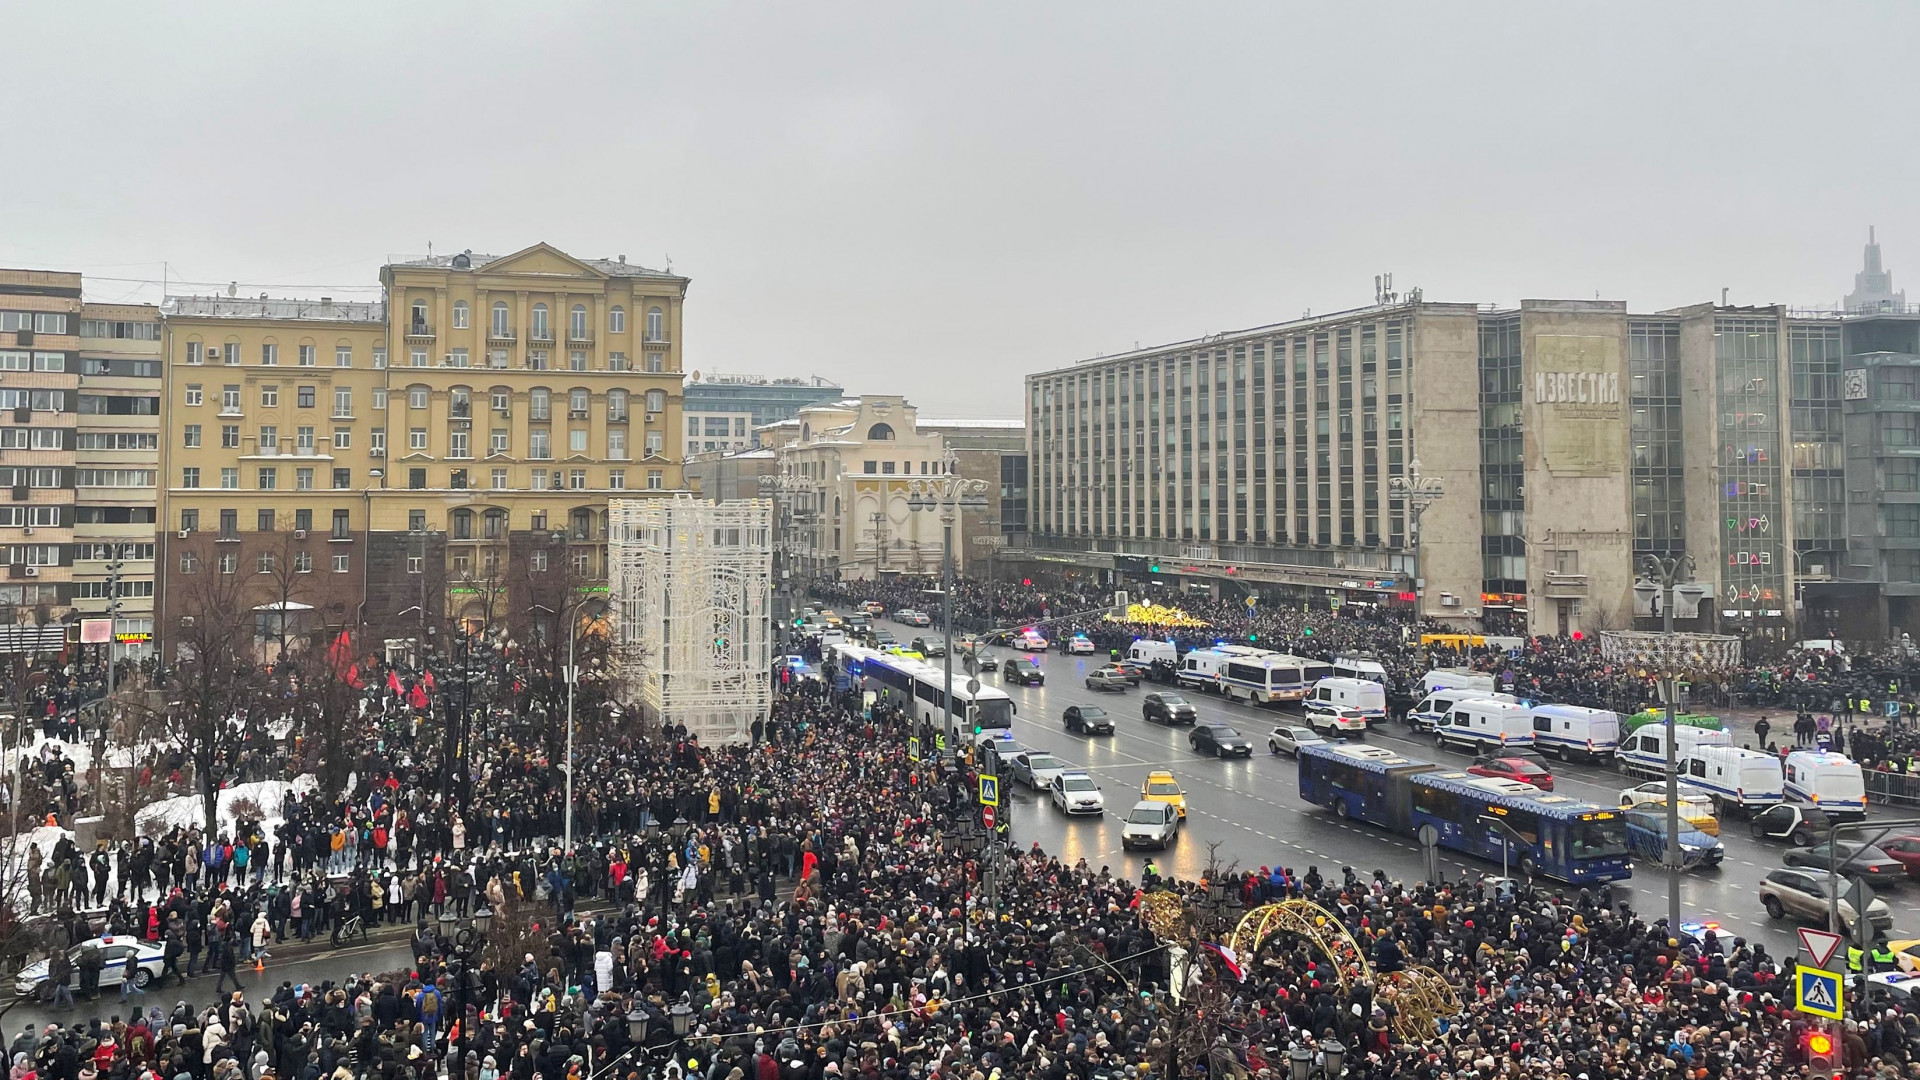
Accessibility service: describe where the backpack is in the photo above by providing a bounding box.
[419,989,439,1019]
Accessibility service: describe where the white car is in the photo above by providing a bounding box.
[1067,634,1097,655]
[1306,706,1370,739]
[1619,781,1712,808]
[1268,725,1326,757]
[15,936,163,997]
[1012,630,1049,651]
[1120,800,1181,850]
[1049,771,1106,815]
[1010,750,1068,790]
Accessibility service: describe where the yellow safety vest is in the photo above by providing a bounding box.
[1848,945,1864,972]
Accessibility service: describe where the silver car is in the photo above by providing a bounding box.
[1120,800,1181,850]
[1049,771,1106,816]
[1268,725,1325,757]
[1759,868,1893,935]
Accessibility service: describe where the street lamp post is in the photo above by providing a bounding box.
[1387,457,1443,616]
[1600,569,1739,935]
[906,456,989,757]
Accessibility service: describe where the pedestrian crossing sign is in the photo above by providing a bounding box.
[1795,967,1844,1020]
[979,774,1000,807]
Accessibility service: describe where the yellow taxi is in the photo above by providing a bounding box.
[820,610,844,627]
[1620,783,1720,837]
[1141,771,1187,819]
[883,645,926,661]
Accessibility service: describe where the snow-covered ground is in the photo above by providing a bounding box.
[134,774,320,837]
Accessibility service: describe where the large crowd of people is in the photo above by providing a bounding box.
[10,669,1920,1079]
[8,571,1920,1079]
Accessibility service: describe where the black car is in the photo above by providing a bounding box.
[1190,723,1254,757]
[1749,803,1834,847]
[1003,658,1045,686]
[1143,692,1197,725]
[1064,705,1115,735]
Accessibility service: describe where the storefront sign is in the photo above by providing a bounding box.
[1534,370,1621,407]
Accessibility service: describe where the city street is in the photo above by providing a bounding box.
[865,617,1917,955]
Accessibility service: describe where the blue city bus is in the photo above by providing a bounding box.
[1298,742,1632,884]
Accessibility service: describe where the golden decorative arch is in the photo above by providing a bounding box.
[1227,900,1461,1042]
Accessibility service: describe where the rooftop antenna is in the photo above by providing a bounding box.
[1721,287,1729,306]
[1375,273,1396,305]
[665,253,673,273]
[427,241,434,259]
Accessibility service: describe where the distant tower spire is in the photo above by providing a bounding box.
[1847,227,1906,312]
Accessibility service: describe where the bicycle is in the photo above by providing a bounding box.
[330,913,369,949]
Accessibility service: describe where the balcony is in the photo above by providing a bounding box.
[487,327,516,345]
[526,330,555,345]
[405,322,435,342]
[1543,572,1590,599]
[568,330,594,345]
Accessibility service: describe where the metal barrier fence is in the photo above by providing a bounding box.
[1866,768,1920,808]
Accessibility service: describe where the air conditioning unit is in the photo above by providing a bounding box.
[20,527,30,536]
[1439,592,1460,607]
[22,566,38,577]
[370,448,385,458]
[294,529,307,539]
[645,411,660,422]
[177,530,190,539]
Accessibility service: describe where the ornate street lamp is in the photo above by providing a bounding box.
[626,1006,649,1044]
[669,1001,694,1039]
[1386,457,1444,614]
[905,454,990,758]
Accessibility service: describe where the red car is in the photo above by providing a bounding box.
[1880,835,1920,879]
[1467,756,1555,791]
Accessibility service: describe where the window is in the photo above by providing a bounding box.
[372,347,386,369]
[569,349,586,371]
[261,343,279,366]
[489,348,508,368]
[491,468,507,489]
[569,388,589,417]
[298,344,315,367]
[450,387,471,417]
[647,469,664,490]
[410,427,427,451]
[452,508,473,539]
[260,384,278,407]
[257,509,276,532]
[223,342,240,366]
[645,306,665,341]
[333,427,350,449]
[78,394,159,415]
[181,467,201,488]
[531,511,547,531]
[867,422,895,441]
[645,353,663,373]
[221,467,239,488]
[186,383,204,406]
[76,469,156,487]
[863,460,878,474]
[528,350,548,371]
[297,385,316,408]
[484,508,506,538]
[491,302,509,337]
[221,424,240,448]
[531,549,548,573]
[453,301,469,329]
[645,389,665,413]
[571,548,591,575]
[333,387,352,417]
[179,550,198,574]
[608,428,626,459]
[645,431,662,456]
[491,429,509,454]
[609,306,625,333]
[409,510,426,531]
[569,429,587,453]
[370,428,386,454]
[186,342,203,365]
[408,468,426,489]
[332,509,350,539]
[183,424,202,448]
[296,467,314,491]
[296,426,314,451]
[529,388,551,420]
[882,462,897,474]
[218,553,237,575]
[335,346,353,368]
[222,385,241,412]
[607,352,628,371]
[181,509,199,532]
[258,467,278,490]
[294,551,312,573]
[219,509,238,537]
[570,305,588,341]
[333,553,349,573]
[607,389,628,420]
[609,468,625,489]
[531,303,550,340]
[569,468,586,489]
[411,349,427,368]
[450,430,470,458]
[370,388,387,411]
[529,429,551,459]
[407,552,423,574]
[491,388,510,412]
[333,468,350,489]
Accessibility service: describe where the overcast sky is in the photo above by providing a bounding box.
[4,3,1914,416]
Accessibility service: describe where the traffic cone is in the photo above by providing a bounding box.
[254,953,264,973]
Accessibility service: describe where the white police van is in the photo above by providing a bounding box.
[1617,723,1730,779]
[1432,698,1534,754]
[1783,750,1867,821]
[1406,688,1518,733]
[1527,704,1621,763]
[1305,677,1387,730]
[1680,745,1784,814]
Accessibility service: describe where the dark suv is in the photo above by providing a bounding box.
[1003,657,1045,686]
[1143,692,1197,725]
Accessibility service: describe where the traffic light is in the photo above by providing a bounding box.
[1148,563,1160,574]
[1804,1029,1837,1079]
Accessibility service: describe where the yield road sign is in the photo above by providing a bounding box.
[978,774,1000,806]
[1798,927,1844,971]
[1795,967,1844,1020]
[982,805,995,829]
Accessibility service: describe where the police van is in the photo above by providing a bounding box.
[1679,745,1784,814]
[1305,677,1387,730]
[1178,645,1270,693]
[1405,688,1517,733]
[1527,704,1621,763]
[1421,668,1498,696]
[1332,656,1389,686]
[1127,640,1180,668]
[1783,750,1867,821]
[1432,698,1535,754]
[1618,723,1730,778]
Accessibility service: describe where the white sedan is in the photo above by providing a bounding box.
[1067,634,1097,655]
[1268,725,1325,757]
[1619,780,1712,808]
[15,936,163,997]
[1049,771,1106,815]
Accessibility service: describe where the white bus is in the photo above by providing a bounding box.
[831,644,1016,743]
[1217,653,1329,704]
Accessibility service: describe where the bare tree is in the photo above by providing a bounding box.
[505,537,612,767]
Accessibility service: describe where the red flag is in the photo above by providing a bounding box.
[388,670,402,694]
[422,669,436,692]
[409,685,428,709]
[347,664,363,689]
[327,629,354,679]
